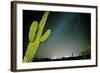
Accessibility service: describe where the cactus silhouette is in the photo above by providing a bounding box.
[23,12,51,62]
[80,45,91,59]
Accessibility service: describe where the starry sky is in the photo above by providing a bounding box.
[23,10,91,59]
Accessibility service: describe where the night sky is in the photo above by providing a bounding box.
[23,10,91,59]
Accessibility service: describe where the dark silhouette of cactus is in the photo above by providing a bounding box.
[80,45,91,59]
[72,52,74,57]
[23,12,51,62]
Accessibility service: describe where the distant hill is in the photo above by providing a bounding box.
[32,56,90,62]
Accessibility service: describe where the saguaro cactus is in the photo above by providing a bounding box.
[23,12,51,62]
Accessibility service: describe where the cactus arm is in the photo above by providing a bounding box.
[41,29,51,42]
[35,12,49,41]
[29,21,38,42]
